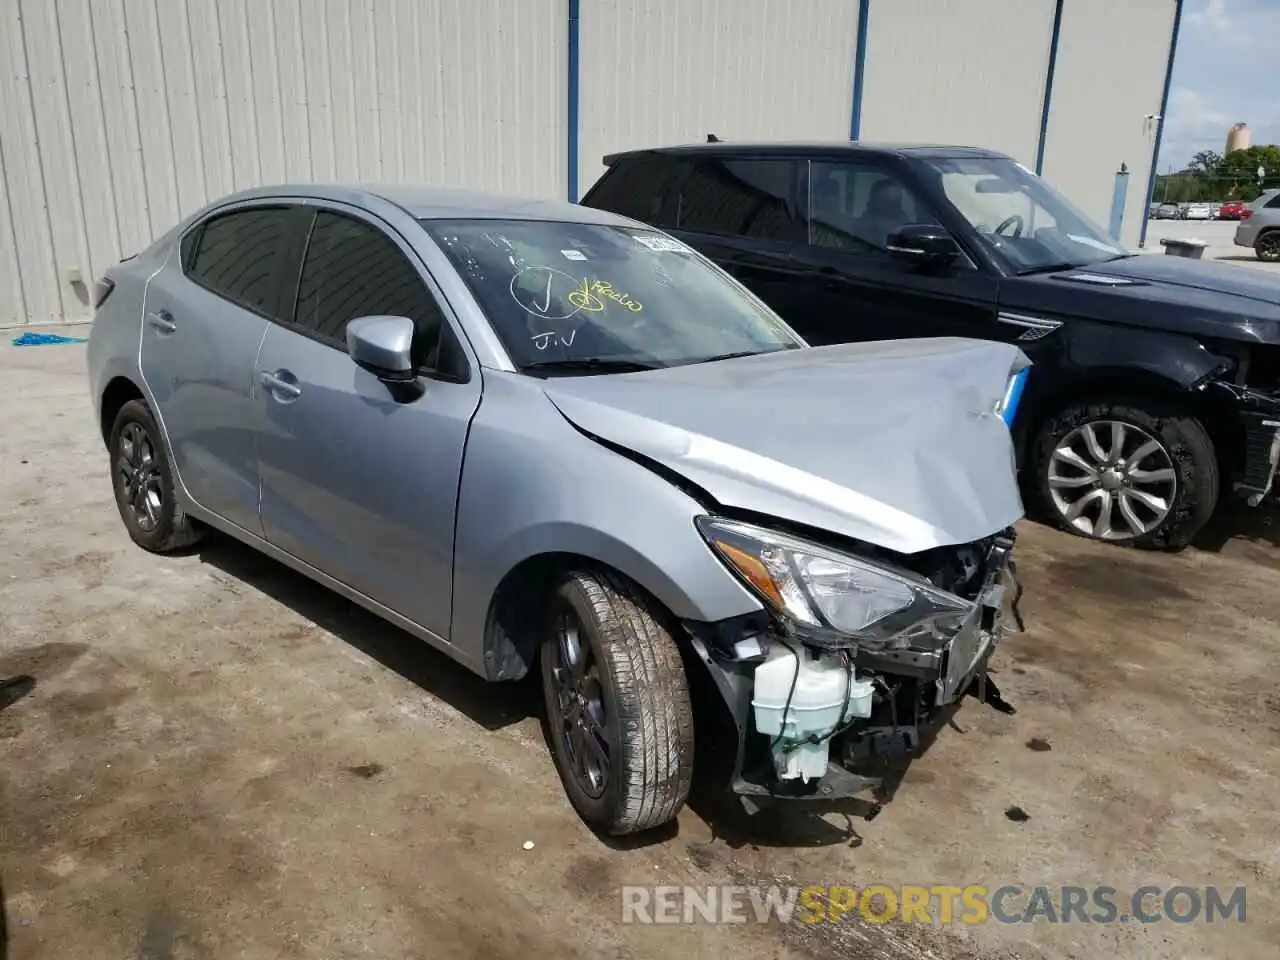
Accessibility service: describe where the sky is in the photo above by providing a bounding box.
[1157,0,1280,172]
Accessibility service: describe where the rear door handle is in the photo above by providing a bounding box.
[146,310,176,334]
[260,370,302,401]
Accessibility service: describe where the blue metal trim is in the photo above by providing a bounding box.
[567,0,581,202]
[1002,368,1029,428]
[1139,0,1184,248]
[1034,0,1065,174]
[849,0,871,140]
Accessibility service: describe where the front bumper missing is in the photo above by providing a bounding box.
[1235,410,1280,505]
[685,535,1020,811]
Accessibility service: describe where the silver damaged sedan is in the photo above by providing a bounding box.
[87,185,1030,835]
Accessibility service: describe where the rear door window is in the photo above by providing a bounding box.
[186,207,292,318]
[674,158,806,243]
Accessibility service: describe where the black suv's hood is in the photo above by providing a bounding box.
[1005,255,1280,345]
[1076,255,1280,305]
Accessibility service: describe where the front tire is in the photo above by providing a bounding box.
[1030,399,1217,551]
[108,399,204,553]
[539,570,695,835]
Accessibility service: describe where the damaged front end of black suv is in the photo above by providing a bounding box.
[684,520,1022,815]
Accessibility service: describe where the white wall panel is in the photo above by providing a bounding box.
[0,0,566,326]
[1042,0,1175,248]
[858,0,1056,167]
[578,0,862,194]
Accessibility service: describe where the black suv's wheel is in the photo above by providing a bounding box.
[1030,399,1217,550]
[108,399,204,553]
[1256,231,1280,263]
[539,570,695,835]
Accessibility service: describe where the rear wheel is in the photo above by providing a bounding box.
[109,399,204,553]
[1256,231,1280,263]
[539,570,694,835]
[1031,399,1217,550]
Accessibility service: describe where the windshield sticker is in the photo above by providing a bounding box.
[633,234,686,253]
[561,249,588,261]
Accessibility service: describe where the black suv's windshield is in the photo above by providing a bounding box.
[423,219,803,373]
[922,157,1128,273]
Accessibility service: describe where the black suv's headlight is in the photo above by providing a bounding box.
[697,517,975,649]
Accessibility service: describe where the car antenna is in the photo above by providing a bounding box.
[706,133,721,143]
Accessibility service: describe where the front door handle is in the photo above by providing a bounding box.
[260,370,302,401]
[146,310,176,334]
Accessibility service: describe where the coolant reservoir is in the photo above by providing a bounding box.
[752,643,875,781]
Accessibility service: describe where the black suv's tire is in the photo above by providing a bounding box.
[1030,398,1217,551]
[108,399,204,553]
[1256,231,1280,263]
[539,570,695,835]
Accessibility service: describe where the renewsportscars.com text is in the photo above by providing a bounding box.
[620,884,1247,926]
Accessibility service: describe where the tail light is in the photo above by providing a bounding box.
[91,276,115,309]
[1242,209,1253,220]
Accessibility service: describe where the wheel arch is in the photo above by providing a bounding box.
[474,527,759,684]
[99,375,146,446]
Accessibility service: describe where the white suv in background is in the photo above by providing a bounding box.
[1235,189,1280,262]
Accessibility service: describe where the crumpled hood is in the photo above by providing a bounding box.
[542,338,1028,555]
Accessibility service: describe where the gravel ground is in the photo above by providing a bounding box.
[2,340,1278,960]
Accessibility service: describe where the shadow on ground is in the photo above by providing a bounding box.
[1191,500,1280,556]
[194,534,541,732]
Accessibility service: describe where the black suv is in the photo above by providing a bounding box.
[582,141,1280,550]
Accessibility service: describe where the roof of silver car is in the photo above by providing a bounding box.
[213,183,634,226]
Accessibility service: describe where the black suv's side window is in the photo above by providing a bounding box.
[675,159,806,243]
[584,158,681,226]
[186,207,292,318]
[295,211,461,376]
[808,161,940,255]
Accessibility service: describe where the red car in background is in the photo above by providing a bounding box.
[1219,200,1248,220]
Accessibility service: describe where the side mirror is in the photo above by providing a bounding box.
[346,315,416,383]
[886,224,961,262]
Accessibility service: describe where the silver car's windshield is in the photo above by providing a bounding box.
[922,157,1128,273]
[423,219,803,373]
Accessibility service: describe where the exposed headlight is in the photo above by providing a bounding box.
[697,517,974,648]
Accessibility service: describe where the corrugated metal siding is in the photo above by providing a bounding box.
[858,0,1056,167]
[0,0,566,327]
[577,0,861,194]
[1041,0,1176,248]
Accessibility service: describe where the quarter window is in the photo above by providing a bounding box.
[808,161,939,254]
[675,159,806,243]
[584,158,682,226]
[187,207,291,317]
[295,212,452,373]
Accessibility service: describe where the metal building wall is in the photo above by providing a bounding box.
[0,0,566,327]
[856,0,1057,168]
[576,0,862,195]
[1041,0,1177,249]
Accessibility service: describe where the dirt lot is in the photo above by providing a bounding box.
[2,339,1279,960]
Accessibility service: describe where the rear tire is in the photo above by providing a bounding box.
[539,570,695,835]
[108,399,204,553]
[1030,398,1217,551]
[1256,231,1280,263]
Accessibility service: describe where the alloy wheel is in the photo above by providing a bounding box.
[548,608,611,799]
[116,421,163,533]
[1047,420,1177,540]
[1258,234,1280,262]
